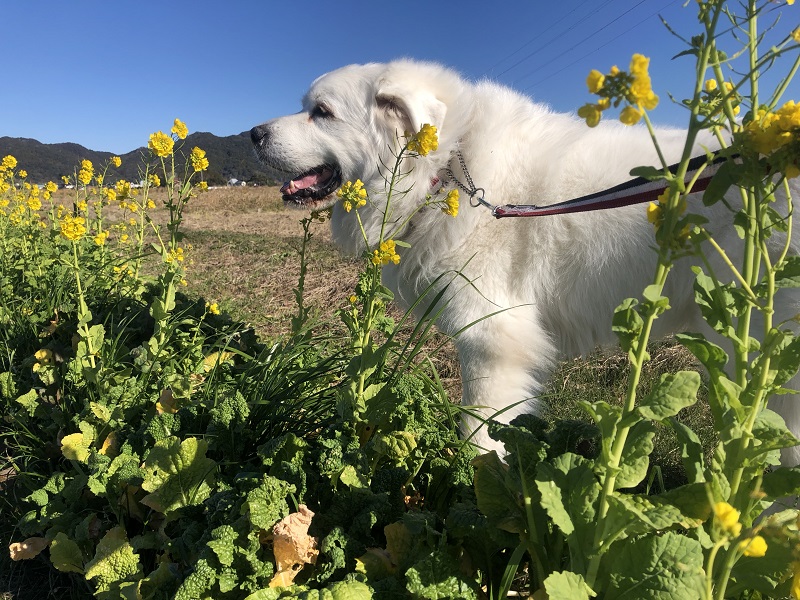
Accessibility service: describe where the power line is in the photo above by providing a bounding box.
[519,0,678,92]
[493,0,621,78]
[485,0,595,75]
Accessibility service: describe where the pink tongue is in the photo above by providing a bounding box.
[293,172,322,189]
[281,171,326,195]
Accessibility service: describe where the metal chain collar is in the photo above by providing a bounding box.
[443,151,495,211]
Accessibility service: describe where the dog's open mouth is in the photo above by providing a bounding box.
[280,165,342,208]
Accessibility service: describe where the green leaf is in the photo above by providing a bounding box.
[605,531,705,599]
[372,431,417,465]
[703,159,743,206]
[615,422,655,490]
[338,464,369,489]
[328,580,373,600]
[612,298,643,354]
[207,525,237,567]
[579,400,626,462]
[0,372,18,399]
[762,330,800,387]
[535,454,600,572]
[472,452,525,533]
[543,570,596,600]
[773,256,800,288]
[743,409,799,461]
[665,418,705,484]
[603,494,701,545]
[675,332,728,373]
[691,267,743,342]
[405,551,478,599]
[15,388,39,417]
[638,371,700,423]
[641,284,670,314]
[84,527,142,593]
[629,166,667,180]
[61,422,96,463]
[242,475,295,530]
[762,467,800,498]
[141,437,217,518]
[50,532,85,574]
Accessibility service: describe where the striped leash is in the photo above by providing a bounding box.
[445,152,730,219]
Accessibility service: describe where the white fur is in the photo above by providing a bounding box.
[252,60,800,458]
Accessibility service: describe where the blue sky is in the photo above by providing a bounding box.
[2,1,797,153]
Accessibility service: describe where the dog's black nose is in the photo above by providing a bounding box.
[250,124,269,147]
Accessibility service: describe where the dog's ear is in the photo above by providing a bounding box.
[376,83,447,138]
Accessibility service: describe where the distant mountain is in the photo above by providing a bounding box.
[0,132,279,187]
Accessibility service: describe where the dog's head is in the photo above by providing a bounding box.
[250,60,461,211]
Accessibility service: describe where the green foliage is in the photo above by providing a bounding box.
[1,131,475,599]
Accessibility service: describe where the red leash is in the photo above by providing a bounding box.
[449,153,729,219]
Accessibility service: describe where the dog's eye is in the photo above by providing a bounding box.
[311,104,334,119]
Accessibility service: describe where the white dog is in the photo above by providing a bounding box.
[251,60,800,459]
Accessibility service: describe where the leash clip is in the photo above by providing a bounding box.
[469,188,494,211]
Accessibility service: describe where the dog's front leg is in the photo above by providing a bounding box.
[453,311,554,455]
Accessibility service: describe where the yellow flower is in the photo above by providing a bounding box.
[586,69,605,94]
[630,53,649,75]
[1,155,17,171]
[646,202,662,225]
[620,105,643,126]
[115,180,131,198]
[148,131,174,157]
[18,170,27,178]
[81,159,93,173]
[171,118,188,140]
[407,124,439,156]
[442,188,459,217]
[111,156,122,168]
[76,200,88,213]
[166,247,185,263]
[77,169,92,186]
[578,103,602,127]
[149,174,161,187]
[191,147,209,172]
[628,54,659,110]
[704,79,718,92]
[147,199,156,209]
[793,27,800,42]
[27,196,42,211]
[60,215,87,241]
[713,501,743,537]
[46,181,57,193]
[197,181,208,191]
[371,239,401,266]
[338,179,368,212]
[93,231,109,246]
[737,535,767,557]
[791,562,800,600]
[34,348,54,364]
[206,301,221,315]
